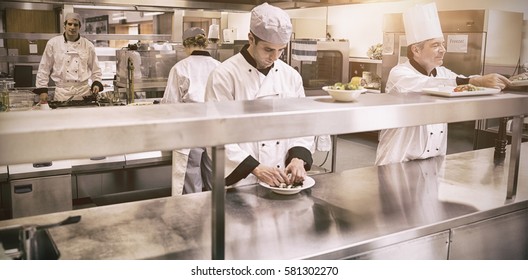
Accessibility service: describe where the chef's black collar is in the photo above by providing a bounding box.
[63,33,81,43]
[409,58,437,77]
[190,50,212,57]
[240,44,273,75]
[409,57,470,85]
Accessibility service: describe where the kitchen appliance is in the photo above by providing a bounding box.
[7,161,72,218]
[290,40,349,90]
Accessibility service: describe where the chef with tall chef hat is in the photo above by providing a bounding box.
[375,2,510,166]
[34,12,103,102]
[205,2,315,188]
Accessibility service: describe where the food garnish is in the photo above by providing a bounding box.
[330,82,363,91]
[454,84,480,92]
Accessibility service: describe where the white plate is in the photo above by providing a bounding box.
[259,176,315,195]
[423,86,500,97]
[127,101,154,106]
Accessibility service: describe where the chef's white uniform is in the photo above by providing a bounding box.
[375,60,459,166]
[205,49,315,187]
[162,51,221,195]
[36,34,102,101]
[163,53,220,103]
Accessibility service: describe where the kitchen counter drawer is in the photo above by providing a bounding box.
[10,175,72,218]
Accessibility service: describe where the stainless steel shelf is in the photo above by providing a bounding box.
[1,92,527,164]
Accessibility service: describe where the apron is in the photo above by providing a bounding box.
[54,83,91,101]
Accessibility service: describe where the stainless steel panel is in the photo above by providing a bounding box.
[449,209,528,259]
[120,165,171,193]
[10,175,72,218]
[125,151,171,167]
[349,231,449,260]
[2,93,527,166]
[70,155,125,173]
[8,161,72,180]
[0,166,7,182]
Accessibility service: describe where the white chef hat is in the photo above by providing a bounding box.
[250,3,292,45]
[403,2,443,45]
[64,13,82,24]
[183,27,205,40]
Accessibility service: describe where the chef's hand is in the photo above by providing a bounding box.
[285,158,307,185]
[252,164,290,187]
[39,92,48,103]
[91,85,101,95]
[470,74,511,90]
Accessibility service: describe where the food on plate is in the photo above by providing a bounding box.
[453,84,480,92]
[273,174,304,189]
[275,180,303,189]
[330,82,363,91]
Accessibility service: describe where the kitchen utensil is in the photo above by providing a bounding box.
[36,215,81,231]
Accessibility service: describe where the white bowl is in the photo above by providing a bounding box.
[322,86,367,102]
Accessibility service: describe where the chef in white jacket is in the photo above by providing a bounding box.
[375,2,510,166]
[162,27,221,194]
[205,3,314,188]
[34,13,103,102]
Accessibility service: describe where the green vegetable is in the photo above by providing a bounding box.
[332,82,362,90]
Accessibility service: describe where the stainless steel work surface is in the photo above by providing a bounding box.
[1,92,527,165]
[0,144,526,259]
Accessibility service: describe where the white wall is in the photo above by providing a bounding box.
[325,0,528,66]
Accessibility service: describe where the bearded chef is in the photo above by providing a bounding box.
[34,13,103,102]
[205,3,315,188]
[375,2,510,166]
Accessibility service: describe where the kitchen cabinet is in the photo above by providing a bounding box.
[0,92,527,259]
[348,231,449,260]
[449,208,528,259]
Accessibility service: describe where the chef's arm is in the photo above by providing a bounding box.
[285,146,313,171]
[468,74,511,89]
[225,156,260,186]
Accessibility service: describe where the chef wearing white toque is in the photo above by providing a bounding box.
[375,2,510,166]
[205,3,314,188]
[162,27,221,195]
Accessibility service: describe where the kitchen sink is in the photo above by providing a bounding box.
[0,226,60,260]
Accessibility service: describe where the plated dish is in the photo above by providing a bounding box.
[322,86,367,102]
[422,86,501,97]
[259,176,315,195]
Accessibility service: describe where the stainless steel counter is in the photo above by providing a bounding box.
[0,144,526,259]
[1,92,527,259]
